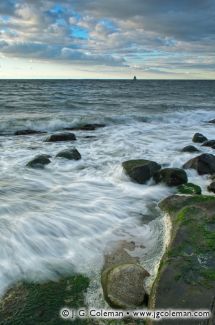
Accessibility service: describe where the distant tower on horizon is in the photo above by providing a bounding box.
[133,76,137,80]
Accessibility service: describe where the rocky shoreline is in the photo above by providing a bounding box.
[0,123,215,324]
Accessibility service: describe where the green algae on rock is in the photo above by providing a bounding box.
[177,183,202,195]
[148,195,215,324]
[0,274,91,325]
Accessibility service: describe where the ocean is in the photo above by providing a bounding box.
[0,80,214,304]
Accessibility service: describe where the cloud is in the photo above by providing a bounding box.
[0,0,214,74]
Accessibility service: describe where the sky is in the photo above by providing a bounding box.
[0,0,215,79]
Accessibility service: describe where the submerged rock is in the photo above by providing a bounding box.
[15,129,45,135]
[208,119,215,123]
[122,159,161,184]
[0,274,90,325]
[178,182,202,195]
[183,153,215,175]
[149,195,215,324]
[208,182,215,193]
[65,124,106,131]
[45,133,76,142]
[56,148,81,160]
[102,263,149,309]
[153,168,188,186]
[181,145,200,153]
[202,139,215,147]
[192,132,208,143]
[26,154,51,168]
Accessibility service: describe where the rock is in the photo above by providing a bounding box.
[101,263,149,309]
[181,145,200,153]
[208,119,215,123]
[202,140,215,147]
[65,124,106,131]
[208,182,215,193]
[153,168,188,186]
[178,182,202,195]
[45,133,76,142]
[183,153,215,175]
[56,148,81,160]
[122,159,161,184]
[192,133,208,143]
[26,154,51,168]
[149,195,215,324]
[0,274,91,324]
[15,129,45,135]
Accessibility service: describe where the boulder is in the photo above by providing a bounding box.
[202,140,215,147]
[45,133,76,142]
[183,153,215,175]
[15,129,45,135]
[208,119,215,123]
[26,154,51,168]
[153,168,188,186]
[181,145,200,153]
[178,182,202,195]
[192,133,208,143]
[64,124,106,131]
[208,182,215,193]
[101,263,149,309]
[56,148,81,160]
[149,195,215,324]
[122,159,161,184]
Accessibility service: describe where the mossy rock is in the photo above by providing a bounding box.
[149,195,215,324]
[122,160,161,184]
[178,183,202,195]
[0,274,91,325]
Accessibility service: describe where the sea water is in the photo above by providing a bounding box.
[0,80,214,298]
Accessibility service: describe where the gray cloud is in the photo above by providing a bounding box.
[0,0,214,73]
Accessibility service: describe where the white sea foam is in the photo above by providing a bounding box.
[0,81,214,302]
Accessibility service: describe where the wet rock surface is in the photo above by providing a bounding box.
[15,129,45,135]
[181,145,200,153]
[192,133,208,143]
[26,154,51,168]
[45,133,76,142]
[153,168,188,186]
[149,195,215,325]
[56,148,81,160]
[122,159,161,184]
[178,182,202,195]
[183,153,215,175]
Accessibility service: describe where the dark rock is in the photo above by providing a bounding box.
[122,159,161,184]
[178,182,202,195]
[15,129,45,136]
[208,119,215,123]
[192,133,208,143]
[56,148,81,160]
[45,133,76,142]
[153,168,188,186]
[208,182,215,193]
[183,153,215,175]
[149,195,215,323]
[65,124,106,131]
[202,140,215,147]
[101,263,149,309]
[181,145,200,153]
[27,154,51,168]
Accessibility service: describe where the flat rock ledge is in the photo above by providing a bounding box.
[148,194,215,325]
